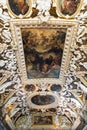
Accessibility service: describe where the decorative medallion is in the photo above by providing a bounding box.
[7,0,32,18]
[56,0,84,18]
[27,92,59,109]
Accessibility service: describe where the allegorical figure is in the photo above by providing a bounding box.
[61,0,80,15]
[9,0,29,15]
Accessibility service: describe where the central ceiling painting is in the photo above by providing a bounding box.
[21,28,67,79]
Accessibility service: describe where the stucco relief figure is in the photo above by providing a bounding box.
[61,0,80,15]
[9,0,29,15]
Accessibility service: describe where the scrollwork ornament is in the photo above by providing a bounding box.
[36,0,52,16]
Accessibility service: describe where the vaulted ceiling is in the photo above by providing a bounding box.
[0,0,87,130]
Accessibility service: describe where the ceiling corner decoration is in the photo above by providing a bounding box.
[0,0,87,130]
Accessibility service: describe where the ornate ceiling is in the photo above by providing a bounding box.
[0,0,87,130]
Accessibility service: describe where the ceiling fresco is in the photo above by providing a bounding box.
[0,0,87,130]
[22,28,66,79]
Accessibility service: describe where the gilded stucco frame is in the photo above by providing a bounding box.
[10,19,79,89]
[27,91,60,109]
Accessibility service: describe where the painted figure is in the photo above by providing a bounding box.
[9,0,29,15]
[61,0,80,15]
